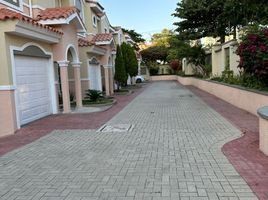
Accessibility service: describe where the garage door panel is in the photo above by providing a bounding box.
[19,91,49,103]
[18,84,49,93]
[20,98,50,109]
[15,55,52,125]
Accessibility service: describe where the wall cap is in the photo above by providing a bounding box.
[0,85,16,91]
[177,76,268,97]
[258,106,268,120]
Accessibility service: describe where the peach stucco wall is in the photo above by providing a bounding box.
[259,118,268,155]
[177,76,268,116]
[212,40,240,76]
[150,75,178,81]
[53,24,79,62]
[0,90,17,137]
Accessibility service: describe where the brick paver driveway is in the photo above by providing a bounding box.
[0,81,257,200]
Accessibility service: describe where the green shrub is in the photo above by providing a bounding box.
[85,90,103,102]
[211,72,268,91]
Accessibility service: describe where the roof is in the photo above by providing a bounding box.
[0,8,62,34]
[91,33,113,43]
[37,6,78,20]
[78,38,93,47]
[85,0,104,11]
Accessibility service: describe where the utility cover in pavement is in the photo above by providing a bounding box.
[98,124,134,132]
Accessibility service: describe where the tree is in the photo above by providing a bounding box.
[151,29,174,47]
[168,36,211,76]
[121,42,130,75]
[121,43,138,84]
[122,28,145,43]
[122,28,145,50]
[173,0,268,43]
[128,46,139,82]
[140,46,169,64]
[173,0,227,43]
[114,45,127,90]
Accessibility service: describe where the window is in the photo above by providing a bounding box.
[0,0,22,10]
[104,28,108,33]
[92,15,97,27]
[75,0,84,20]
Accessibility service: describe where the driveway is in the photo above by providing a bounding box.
[0,81,257,200]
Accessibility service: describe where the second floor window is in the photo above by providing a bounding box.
[75,0,84,20]
[93,15,97,27]
[0,0,22,10]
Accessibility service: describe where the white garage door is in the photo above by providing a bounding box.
[15,55,52,125]
[89,63,102,91]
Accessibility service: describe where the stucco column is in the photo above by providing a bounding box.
[104,66,110,96]
[58,61,71,113]
[72,62,82,108]
[109,68,114,95]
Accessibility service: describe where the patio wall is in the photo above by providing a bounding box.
[177,76,268,116]
[150,75,178,81]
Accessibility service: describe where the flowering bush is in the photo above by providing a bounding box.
[237,28,268,85]
[169,59,182,71]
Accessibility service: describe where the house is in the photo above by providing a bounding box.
[0,0,119,137]
[78,1,116,97]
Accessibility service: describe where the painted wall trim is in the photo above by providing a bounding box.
[13,21,61,44]
[0,85,16,91]
[68,78,90,82]
[31,4,45,10]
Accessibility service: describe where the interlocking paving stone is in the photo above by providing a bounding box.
[0,82,258,200]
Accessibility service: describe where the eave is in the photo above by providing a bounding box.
[7,20,61,44]
[86,45,107,56]
[38,13,86,33]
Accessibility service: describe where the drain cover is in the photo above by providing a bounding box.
[98,124,134,132]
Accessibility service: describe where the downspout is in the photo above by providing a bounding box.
[29,0,33,17]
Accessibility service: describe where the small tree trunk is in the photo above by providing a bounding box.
[233,26,237,40]
[116,81,120,92]
[220,35,225,44]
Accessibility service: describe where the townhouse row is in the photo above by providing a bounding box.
[0,0,137,137]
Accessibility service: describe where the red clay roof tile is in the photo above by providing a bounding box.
[37,6,77,20]
[91,33,113,43]
[0,8,62,34]
[78,38,94,47]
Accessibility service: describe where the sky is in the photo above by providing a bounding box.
[99,0,179,41]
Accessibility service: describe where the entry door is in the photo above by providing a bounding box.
[89,63,102,91]
[14,55,52,125]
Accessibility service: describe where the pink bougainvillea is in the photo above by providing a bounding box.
[237,28,268,85]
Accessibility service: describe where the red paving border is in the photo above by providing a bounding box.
[0,84,148,156]
[187,85,268,200]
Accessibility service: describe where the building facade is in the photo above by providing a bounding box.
[0,0,137,137]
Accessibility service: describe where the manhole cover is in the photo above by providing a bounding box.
[98,124,134,132]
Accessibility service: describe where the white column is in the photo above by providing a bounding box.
[71,62,83,108]
[57,61,71,113]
